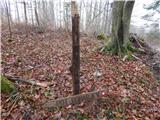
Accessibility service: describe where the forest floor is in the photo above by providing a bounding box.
[1,24,160,120]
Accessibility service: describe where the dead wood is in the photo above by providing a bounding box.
[5,75,48,87]
[71,1,80,95]
[43,89,107,109]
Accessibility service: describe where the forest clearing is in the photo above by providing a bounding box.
[1,0,160,120]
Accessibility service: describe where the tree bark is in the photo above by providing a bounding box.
[123,1,135,45]
[107,0,135,55]
[110,1,125,55]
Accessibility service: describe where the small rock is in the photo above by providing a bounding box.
[93,69,102,77]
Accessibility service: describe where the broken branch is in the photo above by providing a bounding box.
[5,75,48,87]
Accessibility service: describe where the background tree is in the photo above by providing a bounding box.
[104,0,135,55]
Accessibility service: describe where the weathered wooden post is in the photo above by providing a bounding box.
[71,1,80,95]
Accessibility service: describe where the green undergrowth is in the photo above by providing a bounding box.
[97,33,106,40]
[97,33,111,42]
[1,75,16,93]
[98,34,143,60]
[99,43,136,60]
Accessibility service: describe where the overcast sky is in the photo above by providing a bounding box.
[132,0,159,27]
[1,0,159,28]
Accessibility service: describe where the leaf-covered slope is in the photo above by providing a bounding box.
[1,25,160,120]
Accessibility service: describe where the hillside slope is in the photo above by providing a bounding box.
[1,24,160,120]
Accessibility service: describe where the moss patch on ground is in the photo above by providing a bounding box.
[1,75,15,93]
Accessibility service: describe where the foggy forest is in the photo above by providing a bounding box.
[1,0,160,119]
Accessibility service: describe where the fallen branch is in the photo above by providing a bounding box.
[131,54,142,61]
[43,89,107,109]
[5,75,48,87]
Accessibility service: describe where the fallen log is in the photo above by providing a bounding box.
[5,75,48,87]
[43,89,107,109]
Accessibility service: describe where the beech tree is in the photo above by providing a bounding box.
[105,0,135,55]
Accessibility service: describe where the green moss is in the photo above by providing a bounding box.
[76,111,88,120]
[100,40,142,59]
[97,33,106,40]
[127,53,135,61]
[126,42,138,52]
[1,75,15,93]
[105,108,115,119]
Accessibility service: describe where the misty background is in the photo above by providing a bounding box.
[0,0,159,50]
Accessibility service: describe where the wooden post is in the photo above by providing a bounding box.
[71,1,80,95]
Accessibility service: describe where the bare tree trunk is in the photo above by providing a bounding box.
[59,0,62,28]
[63,1,68,31]
[106,0,135,55]
[50,1,56,29]
[15,1,20,22]
[123,1,135,46]
[111,1,125,55]
[35,1,40,27]
[30,2,34,25]
[97,0,102,32]
[23,1,28,35]
[104,0,109,34]
[23,1,28,25]
[5,2,12,39]
[71,1,80,95]
[8,2,12,24]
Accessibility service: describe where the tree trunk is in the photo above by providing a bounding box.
[111,1,125,55]
[123,1,135,45]
[15,1,20,22]
[107,0,135,55]
[35,1,40,27]
[5,2,12,39]
[23,2,28,25]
